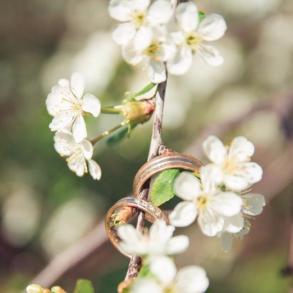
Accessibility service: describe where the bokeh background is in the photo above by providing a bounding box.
[1,0,293,292]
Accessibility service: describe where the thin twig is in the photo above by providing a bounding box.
[125,76,168,280]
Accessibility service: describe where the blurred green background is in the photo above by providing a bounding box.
[0,0,293,292]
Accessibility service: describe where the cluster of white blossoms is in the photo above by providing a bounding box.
[109,0,227,83]
[46,73,102,180]
[170,136,265,249]
[118,220,209,293]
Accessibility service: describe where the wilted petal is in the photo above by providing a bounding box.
[210,192,242,217]
[72,114,87,143]
[198,44,224,66]
[174,171,201,200]
[203,135,227,164]
[82,94,101,117]
[148,0,173,25]
[243,194,265,216]
[176,2,199,32]
[197,14,227,41]
[167,46,193,75]
[112,23,136,45]
[169,201,197,227]
[150,256,176,285]
[88,160,101,180]
[132,279,162,293]
[229,136,255,162]
[148,60,166,83]
[54,131,75,156]
[223,213,244,233]
[108,0,132,21]
[166,235,189,255]
[70,73,85,99]
[175,266,209,293]
[198,208,224,237]
[134,26,153,51]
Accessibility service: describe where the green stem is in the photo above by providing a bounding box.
[101,106,121,114]
[91,121,128,145]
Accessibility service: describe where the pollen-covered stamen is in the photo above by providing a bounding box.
[196,195,209,210]
[222,158,238,175]
[144,42,161,60]
[185,32,202,50]
[132,11,146,27]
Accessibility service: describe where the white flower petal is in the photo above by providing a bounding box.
[79,139,93,159]
[176,2,199,32]
[198,208,224,237]
[167,46,193,75]
[132,0,150,11]
[229,136,255,162]
[166,235,189,255]
[108,0,132,21]
[198,44,224,66]
[70,73,84,99]
[175,266,209,293]
[88,160,102,180]
[223,213,244,233]
[242,194,265,216]
[169,201,197,227]
[203,135,227,164]
[112,23,136,45]
[134,26,153,51]
[200,165,223,194]
[67,153,86,177]
[174,171,201,200]
[72,114,87,143]
[132,279,162,293]
[82,93,101,117]
[117,224,146,255]
[148,0,173,25]
[150,256,176,285]
[122,43,143,65]
[197,14,227,41]
[223,175,249,192]
[49,112,75,131]
[210,192,242,217]
[148,60,166,83]
[54,131,75,156]
[149,220,174,245]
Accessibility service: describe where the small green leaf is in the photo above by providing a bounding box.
[199,11,205,21]
[106,126,129,145]
[73,279,95,293]
[150,169,180,206]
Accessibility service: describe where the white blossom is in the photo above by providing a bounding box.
[131,256,209,293]
[122,27,175,83]
[219,193,265,251]
[167,2,227,75]
[117,220,189,257]
[54,131,101,180]
[46,73,101,143]
[169,165,242,237]
[109,0,173,48]
[203,136,263,192]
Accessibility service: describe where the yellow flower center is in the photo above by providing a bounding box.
[186,32,202,50]
[223,158,238,175]
[196,195,209,210]
[165,285,176,293]
[144,42,161,60]
[132,11,145,27]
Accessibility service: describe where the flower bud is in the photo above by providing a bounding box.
[116,100,155,126]
[51,286,67,293]
[26,284,43,293]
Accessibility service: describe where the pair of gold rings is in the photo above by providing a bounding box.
[105,150,201,258]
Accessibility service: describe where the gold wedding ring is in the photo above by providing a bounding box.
[105,196,168,258]
[133,152,202,197]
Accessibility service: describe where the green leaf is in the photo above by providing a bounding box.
[73,279,95,293]
[150,169,180,206]
[132,83,156,98]
[106,126,129,145]
[199,11,205,21]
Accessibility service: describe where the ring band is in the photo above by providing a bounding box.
[133,152,202,197]
[105,196,168,258]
